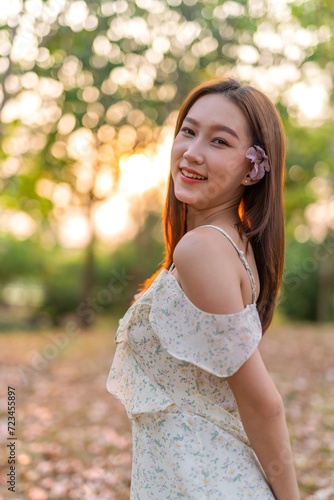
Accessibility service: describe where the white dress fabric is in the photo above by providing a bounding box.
[107,225,275,499]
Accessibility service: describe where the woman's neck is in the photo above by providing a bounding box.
[186,204,240,231]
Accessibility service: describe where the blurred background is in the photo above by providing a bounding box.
[0,0,333,328]
[0,1,333,499]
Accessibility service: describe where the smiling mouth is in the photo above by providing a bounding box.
[181,169,208,181]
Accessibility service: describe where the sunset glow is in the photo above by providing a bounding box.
[1,0,332,250]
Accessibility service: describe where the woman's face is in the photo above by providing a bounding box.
[171,93,252,210]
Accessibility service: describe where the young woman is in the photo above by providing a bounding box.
[107,79,299,499]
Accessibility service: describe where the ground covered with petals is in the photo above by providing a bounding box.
[0,322,333,499]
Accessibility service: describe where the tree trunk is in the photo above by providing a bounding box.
[79,193,96,329]
[316,241,334,322]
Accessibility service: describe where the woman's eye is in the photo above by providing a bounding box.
[213,138,228,146]
[181,127,194,136]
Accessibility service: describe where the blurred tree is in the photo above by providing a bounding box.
[0,0,260,306]
[0,0,333,322]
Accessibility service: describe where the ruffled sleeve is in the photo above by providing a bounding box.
[106,301,174,418]
[149,271,262,377]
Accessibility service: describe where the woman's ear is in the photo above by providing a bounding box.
[242,174,262,186]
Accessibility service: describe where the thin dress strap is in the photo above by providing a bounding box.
[197,224,257,304]
[169,262,176,273]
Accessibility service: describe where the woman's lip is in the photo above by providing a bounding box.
[180,166,207,182]
[179,166,206,177]
[179,168,208,183]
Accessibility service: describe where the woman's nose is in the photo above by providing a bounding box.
[183,141,204,164]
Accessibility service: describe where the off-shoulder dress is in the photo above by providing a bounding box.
[106,225,275,499]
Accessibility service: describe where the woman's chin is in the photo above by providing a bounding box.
[174,191,210,210]
[173,188,196,205]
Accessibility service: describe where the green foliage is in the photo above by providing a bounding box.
[0,0,333,324]
[281,237,334,322]
[40,254,84,323]
[284,122,333,238]
[103,212,165,313]
[0,237,45,281]
[290,0,333,67]
[281,240,319,321]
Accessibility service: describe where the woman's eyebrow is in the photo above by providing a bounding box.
[184,116,239,139]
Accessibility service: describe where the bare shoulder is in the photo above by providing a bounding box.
[174,227,238,273]
[173,227,245,314]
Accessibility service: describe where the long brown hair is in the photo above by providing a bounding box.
[143,78,285,333]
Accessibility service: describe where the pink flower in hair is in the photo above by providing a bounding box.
[245,145,270,180]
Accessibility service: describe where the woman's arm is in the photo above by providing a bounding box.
[174,228,299,499]
[228,349,299,499]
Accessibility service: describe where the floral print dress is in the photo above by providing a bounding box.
[107,225,275,499]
